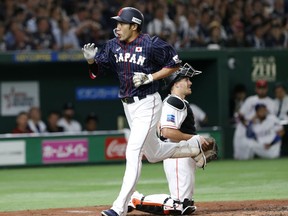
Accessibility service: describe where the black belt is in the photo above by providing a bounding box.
[121,95,146,104]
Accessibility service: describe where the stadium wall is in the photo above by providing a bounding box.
[0,49,287,159]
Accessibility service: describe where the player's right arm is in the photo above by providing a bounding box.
[82,42,111,79]
[82,43,99,79]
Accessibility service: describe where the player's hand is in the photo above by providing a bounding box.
[82,43,98,64]
[133,72,153,88]
[264,143,271,149]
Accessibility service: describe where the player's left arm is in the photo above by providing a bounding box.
[151,67,179,81]
[161,127,192,142]
[264,116,285,149]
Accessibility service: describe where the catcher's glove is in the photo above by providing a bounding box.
[194,137,218,169]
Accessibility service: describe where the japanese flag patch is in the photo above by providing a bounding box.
[135,47,142,52]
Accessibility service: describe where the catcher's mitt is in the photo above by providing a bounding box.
[204,137,218,163]
[194,137,218,169]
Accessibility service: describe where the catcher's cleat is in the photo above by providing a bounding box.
[182,199,197,215]
[101,209,119,216]
[128,191,144,213]
[182,205,197,215]
[127,204,135,213]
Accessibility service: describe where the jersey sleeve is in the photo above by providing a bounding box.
[151,36,181,68]
[95,42,111,73]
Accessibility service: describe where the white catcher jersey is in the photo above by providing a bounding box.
[161,95,188,132]
[160,94,196,201]
[252,114,283,145]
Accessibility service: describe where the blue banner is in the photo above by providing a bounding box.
[76,86,119,100]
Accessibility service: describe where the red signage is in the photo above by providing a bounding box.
[105,137,127,160]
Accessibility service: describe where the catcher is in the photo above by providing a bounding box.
[128,63,218,215]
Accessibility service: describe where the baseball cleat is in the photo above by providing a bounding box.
[127,202,135,213]
[101,209,119,216]
[182,199,197,215]
[182,205,197,215]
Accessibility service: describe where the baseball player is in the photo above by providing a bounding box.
[244,103,284,159]
[127,63,204,215]
[81,7,210,216]
[233,80,275,160]
[273,82,288,122]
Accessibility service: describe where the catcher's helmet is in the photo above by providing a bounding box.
[162,63,202,91]
[111,7,144,30]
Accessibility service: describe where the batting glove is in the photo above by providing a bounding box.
[133,72,153,88]
[82,43,98,64]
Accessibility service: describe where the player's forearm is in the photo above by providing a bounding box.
[161,127,193,142]
[87,62,99,79]
[151,67,180,81]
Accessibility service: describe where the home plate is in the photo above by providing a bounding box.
[66,210,94,213]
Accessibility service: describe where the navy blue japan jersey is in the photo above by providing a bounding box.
[94,33,181,98]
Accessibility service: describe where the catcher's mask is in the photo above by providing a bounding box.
[162,63,202,91]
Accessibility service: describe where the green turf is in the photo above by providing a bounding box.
[0,158,288,211]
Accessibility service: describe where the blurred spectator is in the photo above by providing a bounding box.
[147,5,176,45]
[206,21,226,49]
[31,16,58,50]
[84,112,99,132]
[247,23,267,48]
[265,23,287,48]
[69,3,95,47]
[0,21,6,51]
[271,0,286,17]
[233,80,275,160]
[224,10,241,40]
[242,103,285,159]
[26,4,50,34]
[229,83,247,124]
[0,0,288,51]
[27,106,47,133]
[0,0,16,21]
[198,7,212,44]
[226,21,250,47]
[189,103,208,130]
[6,25,32,51]
[211,12,228,41]
[54,16,79,50]
[11,111,33,134]
[173,1,189,48]
[46,110,64,132]
[89,7,110,47]
[49,5,64,39]
[57,102,82,132]
[133,0,153,33]
[180,10,205,48]
[273,82,288,122]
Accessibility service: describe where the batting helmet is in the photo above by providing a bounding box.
[162,63,202,91]
[111,7,144,30]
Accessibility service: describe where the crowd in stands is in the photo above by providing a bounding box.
[0,0,288,51]
[11,102,99,134]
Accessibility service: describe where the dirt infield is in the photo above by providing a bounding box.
[1,200,288,216]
